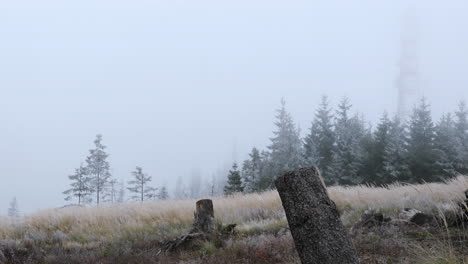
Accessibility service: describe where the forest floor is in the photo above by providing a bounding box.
[0,176,467,263]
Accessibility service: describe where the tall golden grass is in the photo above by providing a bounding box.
[1,176,467,241]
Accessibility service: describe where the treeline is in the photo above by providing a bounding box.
[63,135,169,205]
[224,96,468,194]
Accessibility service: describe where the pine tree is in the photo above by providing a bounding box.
[8,197,19,218]
[127,166,156,202]
[407,98,437,182]
[63,165,91,205]
[378,116,411,183]
[224,163,244,195]
[158,186,169,200]
[454,101,468,175]
[329,97,366,185]
[241,147,263,192]
[304,95,335,184]
[267,98,304,183]
[86,134,111,205]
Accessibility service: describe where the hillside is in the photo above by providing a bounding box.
[1,176,468,263]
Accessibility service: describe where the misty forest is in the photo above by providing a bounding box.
[2,1,468,264]
[59,97,468,206]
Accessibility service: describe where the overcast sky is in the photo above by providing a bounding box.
[1,0,468,213]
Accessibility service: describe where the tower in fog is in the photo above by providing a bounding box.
[397,8,421,120]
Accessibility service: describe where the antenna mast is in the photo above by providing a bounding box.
[397,6,421,120]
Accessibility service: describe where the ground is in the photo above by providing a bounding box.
[0,176,467,263]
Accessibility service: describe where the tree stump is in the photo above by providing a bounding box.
[275,167,360,264]
[158,199,215,256]
[192,199,215,233]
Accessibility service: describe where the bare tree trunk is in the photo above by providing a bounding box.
[192,199,214,233]
[275,167,359,264]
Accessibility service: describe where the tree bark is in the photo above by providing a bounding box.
[192,199,215,233]
[275,167,360,264]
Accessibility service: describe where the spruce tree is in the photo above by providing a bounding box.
[241,147,263,192]
[86,134,111,205]
[433,114,458,179]
[329,97,366,185]
[267,98,304,182]
[63,165,91,205]
[369,112,391,184]
[454,101,468,175]
[406,98,437,182]
[359,121,375,184]
[127,166,156,202]
[224,163,244,195]
[7,197,19,218]
[304,95,335,184]
[379,116,411,183]
[158,186,169,200]
[255,150,276,191]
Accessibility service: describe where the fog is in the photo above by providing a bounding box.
[1,0,468,213]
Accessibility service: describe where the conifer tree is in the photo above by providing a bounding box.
[104,178,118,203]
[158,186,169,200]
[7,197,19,218]
[254,150,276,191]
[368,112,392,184]
[241,147,263,192]
[127,166,156,202]
[267,98,304,182]
[304,95,335,184]
[224,163,244,195]
[86,134,111,205]
[432,114,458,178]
[63,165,91,205]
[329,97,366,185]
[407,98,437,182]
[454,101,468,175]
[359,121,375,184]
[117,180,125,203]
[379,116,411,183]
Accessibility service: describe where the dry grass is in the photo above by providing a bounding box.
[0,176,467,243]
[0,176,467,263]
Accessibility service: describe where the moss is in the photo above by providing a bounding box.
[199,241,218,256]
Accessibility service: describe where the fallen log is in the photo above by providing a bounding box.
[275,167,360,264]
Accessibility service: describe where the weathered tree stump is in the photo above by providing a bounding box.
[157,199,215,256]
[275,167,360,264]
[192,199,215,233]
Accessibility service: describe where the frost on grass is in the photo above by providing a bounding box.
[0,176,466,242]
